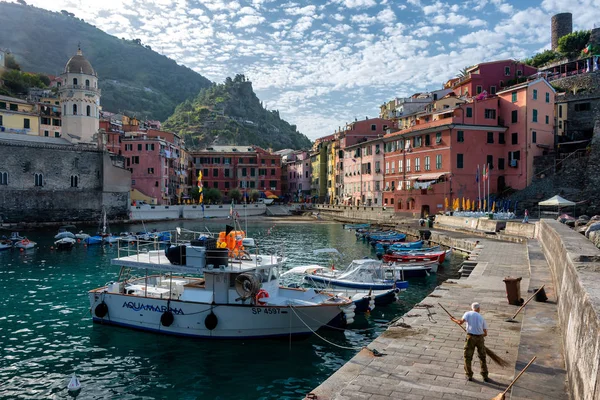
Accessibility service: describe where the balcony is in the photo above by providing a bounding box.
[60,84,101,94]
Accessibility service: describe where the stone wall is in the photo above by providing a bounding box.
[0,141,130,223]
[314,204,396,224]
[553,71,600,141]
[538,219,600,400]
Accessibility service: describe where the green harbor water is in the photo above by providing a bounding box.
[0,220,464,399]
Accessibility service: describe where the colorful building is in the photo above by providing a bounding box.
[383,98,505,216]
[447,60,538,98]
[343,136,385,206]
[190,146,282,200]
[38,96,62,138]
[310,135,333,202]
[0,95,40,136]
[285,150,311,201]
[497,78,557,188]
[382,77,556,217]
[312,117,392,204]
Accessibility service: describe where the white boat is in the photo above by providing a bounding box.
[55,228,76,240]
[89,229,355,339]
[67,374,81,392]
[14,238,36,249]
[55,237,77,251]
[75,231,90,240]
[9,232,24,243]
[0,239,12,251]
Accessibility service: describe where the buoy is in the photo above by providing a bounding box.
[160,311,174,327]
[94,302,108,318]
[205,312,218,330]
[255,289,269,305]
[19,248,24,252]
[67,374,81,392]
[84,244,88,247]
[77,239,81,243]
[50,246,54,251]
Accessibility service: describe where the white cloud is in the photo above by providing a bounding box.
[377,7,396,23]
[284,5,316,16]
[235,15,265,28]
[351,13,377,24]
[468,18,487,27]
[238,6,259,15]
[432,13,469,25]
[333,0,377,8]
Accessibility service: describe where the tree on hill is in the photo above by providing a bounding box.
[523,49,561,67]
[558,30,591,57]
[163,75,312,151]
[5,53,21,70]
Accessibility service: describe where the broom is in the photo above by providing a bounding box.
[491,356,537,400]
[438,303,509,368]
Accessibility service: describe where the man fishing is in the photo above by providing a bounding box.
[451,302,490,382]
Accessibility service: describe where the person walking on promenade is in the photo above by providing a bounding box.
[523,209,529,223]
[451,302,489,382]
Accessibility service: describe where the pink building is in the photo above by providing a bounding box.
[286,150,311,200]
[447,60,538,98]
[382,78,556,217]
[122,130,183,204]
[383,98,503,216]
[497,78,556,188]
[343,137,385,206]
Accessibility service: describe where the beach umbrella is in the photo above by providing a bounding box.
[445,197,449,209]
[466,199,470,211]
[462,197,465,210]
[471,200,475,211]
[483,199,487,212]
[492,201,496,212]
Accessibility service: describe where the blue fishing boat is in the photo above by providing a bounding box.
[85,235,103,245]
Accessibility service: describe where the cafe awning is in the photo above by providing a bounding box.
[408,172,449,181]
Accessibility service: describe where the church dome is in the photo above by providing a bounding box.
[64,48,96,75]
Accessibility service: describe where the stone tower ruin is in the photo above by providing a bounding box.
[551,13,573,51]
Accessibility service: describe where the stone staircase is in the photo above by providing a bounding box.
[265,205,291,216]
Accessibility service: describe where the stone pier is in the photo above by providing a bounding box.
[307,229,569,400]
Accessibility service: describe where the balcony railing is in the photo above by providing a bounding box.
[61,84,101,94]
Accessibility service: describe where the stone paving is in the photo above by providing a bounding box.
[307,237,568,400]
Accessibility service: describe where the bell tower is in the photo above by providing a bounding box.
[59,46,100,144]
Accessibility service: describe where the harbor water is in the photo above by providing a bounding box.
[0,220,464,399]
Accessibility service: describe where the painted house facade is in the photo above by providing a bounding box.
[191,146,282,200]
[286,150,311,200]
[448,60,538,98]
[343,137,385,206]
[497,78,556,188]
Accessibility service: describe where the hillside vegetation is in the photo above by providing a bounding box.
[524,30,592,67]
[163,75,312,151]
[0,2,211,120]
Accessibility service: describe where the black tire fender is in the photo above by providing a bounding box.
[160,311,174,327]
[205,312,218,330]
[95,302,108,318]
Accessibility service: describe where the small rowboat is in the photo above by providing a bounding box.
[14,238,36,249]
[382,249,450,264]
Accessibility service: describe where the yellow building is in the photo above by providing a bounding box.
[0,95,40,136]
[327,140,336,204]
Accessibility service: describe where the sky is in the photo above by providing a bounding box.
[4,0,599,140]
